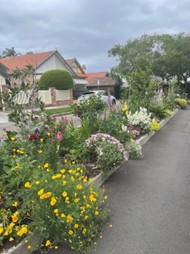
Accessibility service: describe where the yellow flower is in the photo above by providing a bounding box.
[38,150,43,154]
[0,227,4,234]
[122,101,128,112]
[35,181,40,185]
[68,169,73,174]
[62,191,67,197]
[24,182,32,188]
[50,197,57,206]
[52,174,62,179]
[9,237,14,241]
[12,201,18,207]
[70,176,75,182]
[47,132,51,136]
[66,215,73,223]
[71,161,75,165]
[40,192,52,199]
[76,184,82,190]
[104,195,108,200]
[74,198,79,203]
[60,169,65,174]
[45,240,52,246]
[14,164,20,169]
[82,228,87,234]
[40,138,44,142]
[38,188,44,196]
[68,229,74,235]
[84,215,89,220]
[54,209,59,215]
[12,212,19,223]
[150,120,160,132]
[83,178,87,183]
[10,137,15,141]
[61,213,65,218]
[62,180,67,185]
[86,204,90,208]
[27,245,32,249]
[17,226,28,236]
[74,224,79,229]
[43,163,49,168]
[95,211,99,216]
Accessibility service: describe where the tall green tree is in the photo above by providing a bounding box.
[109,33,190,94]
[1,47,21,58]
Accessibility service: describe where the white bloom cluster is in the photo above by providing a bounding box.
[127,107,151,131]
[85,133,129,161]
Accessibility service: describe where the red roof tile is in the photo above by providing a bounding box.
[66,59,74,65]
[85,72,108,79]
[0,51,55,72]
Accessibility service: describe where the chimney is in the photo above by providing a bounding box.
[82,64,87,73]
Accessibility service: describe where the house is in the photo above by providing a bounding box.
[85,72,121,98]
[0,51,88,92]
[0,63,9,88]
[66,58,88,97]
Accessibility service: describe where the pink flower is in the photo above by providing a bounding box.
[56,131,63,141]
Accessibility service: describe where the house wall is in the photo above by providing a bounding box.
[0,75,6,87]
[36,54,72,80]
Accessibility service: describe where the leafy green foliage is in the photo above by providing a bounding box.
[39,69,73,90]
[72,96,106,120]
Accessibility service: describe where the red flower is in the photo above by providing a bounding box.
[29,133,39,141]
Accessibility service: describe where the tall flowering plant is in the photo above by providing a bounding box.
[127,107,152,134]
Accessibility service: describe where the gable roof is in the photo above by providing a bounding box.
[0,51,56,73]
[86,72,116,87]
[85,72,109,79]
[66,58,86,77]
[0,63,8,78]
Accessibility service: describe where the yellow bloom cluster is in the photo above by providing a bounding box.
[150,120,160,132]
[17,225,28,237]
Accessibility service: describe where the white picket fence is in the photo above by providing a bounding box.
[12,88,72,106]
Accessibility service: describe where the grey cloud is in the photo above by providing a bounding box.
[0,0,190,71]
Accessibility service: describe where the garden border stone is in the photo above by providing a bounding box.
[0,108,179,254]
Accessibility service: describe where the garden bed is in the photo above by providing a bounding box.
[0,109,179,254]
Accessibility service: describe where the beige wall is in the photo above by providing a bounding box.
[36,54,73,80]
[0,75,6,87]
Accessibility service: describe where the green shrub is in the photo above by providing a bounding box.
[39,70,73,90]
[72,96,106,120]
[125,139,143,160]
[174,98,188,109]
[149,103,170,119]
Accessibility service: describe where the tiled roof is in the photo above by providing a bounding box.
[0,51,55,72]
[66,59,74,65]
[85,72,108,79]
[86,72,116,87]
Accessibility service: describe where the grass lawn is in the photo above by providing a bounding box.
[35,106,73,115]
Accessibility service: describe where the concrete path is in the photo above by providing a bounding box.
[49,109,190,254]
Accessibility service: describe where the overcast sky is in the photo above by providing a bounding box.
[0,0,190,72]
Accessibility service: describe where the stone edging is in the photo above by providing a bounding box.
[138,108,179,146]
[0,109,179,254]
